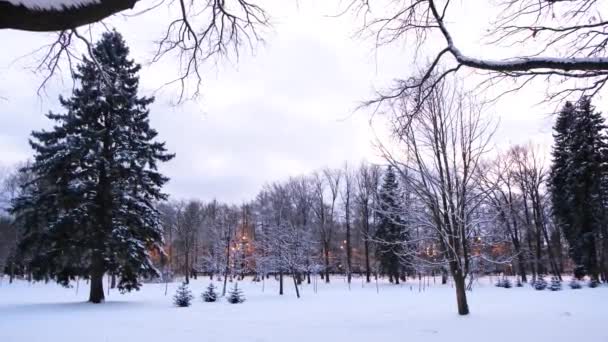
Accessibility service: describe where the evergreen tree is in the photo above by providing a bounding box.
[227,283,245,304]
[549,276,562,291]
[173,282,194,307]
[534,275,547,290]
[11,31,174,303]
[202,283,218,302]
[569,278,582,289]
[588,278,600,288]
[550,97,606,281]
[374,166,409,284]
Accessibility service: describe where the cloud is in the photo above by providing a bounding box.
[0,0,589,204]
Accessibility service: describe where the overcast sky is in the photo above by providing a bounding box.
[0,0,603,203]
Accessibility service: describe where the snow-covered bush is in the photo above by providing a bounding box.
[534,276,547,290]
[227,283,246,304]
[569,278,582,289]
[549,277,562,291]
[173,282,194,307]
[202,283,218,302]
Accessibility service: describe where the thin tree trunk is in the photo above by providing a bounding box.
[279,271,284,295]
[222,241,230,296]
[346,222,352,284]
[324,245,330,283]
[292,272,300,298]
[364,239,371,283]
[185,251,190,284]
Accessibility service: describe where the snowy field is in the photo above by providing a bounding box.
[1,275,607,342]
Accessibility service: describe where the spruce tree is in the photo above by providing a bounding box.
[202,283,218,302]
[549,97,606,281]
[534,275,547,290]
[374,166,409,284]
[227,283,245,304]
[11,31,174,303]
[174,282,194,307]
[549,276,562,291]
[569,278,582,289]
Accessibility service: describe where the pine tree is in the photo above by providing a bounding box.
[569,278,582,289]
[534,275,547,290]
[10,31,174,303]
[173,282,194,307]
[550,97,606,281]
[227,283,245,304]
[549,276,562,291]
[588,278,600,288]
[374,166,409,284]
[202,283,218,302]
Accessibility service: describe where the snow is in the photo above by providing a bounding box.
[3,0,100,11]
[1,275,607,342]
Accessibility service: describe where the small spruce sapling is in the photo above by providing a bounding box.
[569,278,582,289]
[502,278,512,289]
[534,275,547,290]
[227,283,246,304]
[173,282,194,307]
[549,277,562,291]
[202,283,218,302]
[588,278,599,288]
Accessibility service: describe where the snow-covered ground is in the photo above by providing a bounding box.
[1,275,606,342]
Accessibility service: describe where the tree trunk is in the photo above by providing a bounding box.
[110,274,116,289]
[185,251,190,284]
[8,261,14,284]
[279,271,284,295]
[364,239,371,283]
[222,235,231,296]
[517,252,528,283]
[324,245,330,283]
[89,259,105,304]
[292,272,300,298]
[453,271,469,315]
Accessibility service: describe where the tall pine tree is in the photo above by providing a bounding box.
[550,97,606,281]
[11,31,174,303]
[374,166,409,283]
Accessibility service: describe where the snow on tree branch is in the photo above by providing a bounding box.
[351,0,608,112]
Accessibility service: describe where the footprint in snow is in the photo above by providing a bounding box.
[420,329,439,334]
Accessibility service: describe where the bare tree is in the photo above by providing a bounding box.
[175,200,204,284]
[311,169,341,283]
[340,163,355,284]
[510,144,561,279]
[355,162,380,283]
[2,0,269,101]
[380,75,495,315]
[351,0,608,112]
[478,153,529,282]
[0,163,33,282]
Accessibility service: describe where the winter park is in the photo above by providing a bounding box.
[1,1,608,341]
